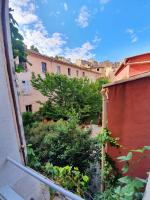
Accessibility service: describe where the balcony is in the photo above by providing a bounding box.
[0,157,84,200]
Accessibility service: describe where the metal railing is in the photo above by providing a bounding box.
[7,157,84,200]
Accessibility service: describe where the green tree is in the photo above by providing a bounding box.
[31,73,108,124]
[30,45,39,52]
[9,8,30,72]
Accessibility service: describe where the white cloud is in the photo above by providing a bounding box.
[93,35,102,43]
[9,0,66,56]
[127,28,134,34]
[131,37,138,43]
[64,3,68,11]
[22,29,66,56]
[100,0,110,11]
[9,0,38,25]
[65,42,95,62]
[75,6,90,28]
[56,11,61,15]
[9,0,96,62]
[126,28,138,43]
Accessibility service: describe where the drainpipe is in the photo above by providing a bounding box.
[100,87,108,192]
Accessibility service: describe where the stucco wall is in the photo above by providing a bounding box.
[114,65,129,81]
[127,53,150,63]
[17,52,101,112]
[106,77,150,178]
[26,52,100,81]
[17,71,47,112]
[115,53,150,80]
[130,63,150,77]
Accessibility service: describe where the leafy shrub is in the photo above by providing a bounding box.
[27,144,90,198]
[95,145,150,200]
[25,116,99,172]
[27,144,41,169]
[95,176,145,200]
[44,163,89,197]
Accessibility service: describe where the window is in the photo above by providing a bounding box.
[25,104,32,112]
[97,68,99,71]
[82,72,85,77]
[56,66,61,74]
[76,70,79,77]
[68,68,71,76]
[41,62,47,73]
[22,80,30,94]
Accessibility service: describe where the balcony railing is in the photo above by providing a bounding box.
[7,157,84,200]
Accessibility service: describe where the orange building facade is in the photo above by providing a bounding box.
[115,52,150,81]
[103,53,150,178]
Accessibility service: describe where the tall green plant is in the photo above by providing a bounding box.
[97,128,121,190]
[9,8,31,72]
[31,73,108,124]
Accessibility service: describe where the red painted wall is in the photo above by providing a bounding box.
[114,65,129,81]
[107,77,150,178]
[115,53,150,80]
[127,53,150,62]
[130,64,150,77]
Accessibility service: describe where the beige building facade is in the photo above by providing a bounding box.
[17,50,101,112]
[76,59,119,79]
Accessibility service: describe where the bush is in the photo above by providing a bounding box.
[25,116,99,172]
[45,163,89,197]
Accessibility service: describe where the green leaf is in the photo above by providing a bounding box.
[126,152,132,160]
[144,146,150,150]
[131,146,150,153]
[82,175,89,182]
[118,176,132,184]
[117,152,132,162]
[133,179,145,189]
[114,186,121,194]
[121,185,135,197]
[122,163,129,174]
[136,178,147,184]
[117,155,128,161]
[131,147,145,153]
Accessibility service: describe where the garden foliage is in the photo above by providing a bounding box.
[25,116,98,172]
[31,73,108,124]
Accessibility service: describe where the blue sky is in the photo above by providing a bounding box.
[10,0,150,62]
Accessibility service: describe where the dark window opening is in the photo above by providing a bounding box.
[97,68,99,71]
[41,62,47,73]
[57,66,61,74]
[76,70,79,76]
[68,68,71,76]
[25,104,32,112]
[83,72,85,77]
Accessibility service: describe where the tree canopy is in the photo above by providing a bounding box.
[9,8,28,72]
[31,73,108,124]
[30,45,39,52]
